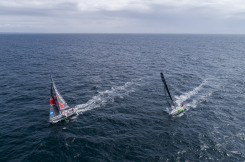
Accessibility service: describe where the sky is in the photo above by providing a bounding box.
[1,0,245,33]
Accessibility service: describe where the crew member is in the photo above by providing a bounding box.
[179,104,184,112]
[65,111,68,118]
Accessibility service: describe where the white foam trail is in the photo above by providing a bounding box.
[175,79,207,106]
[74,79,141,114]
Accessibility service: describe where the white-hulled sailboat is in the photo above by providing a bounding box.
[160,72,184,117]
[49,75,78,123]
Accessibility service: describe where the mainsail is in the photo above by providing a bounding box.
[160,72,176,110]
[50,75,70,110]
[50,84,60,119]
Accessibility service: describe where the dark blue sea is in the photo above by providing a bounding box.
[1,34,245,161]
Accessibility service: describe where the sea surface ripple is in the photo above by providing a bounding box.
[0,34,245,161]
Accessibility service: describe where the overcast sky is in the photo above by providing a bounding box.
[1,0,245,33]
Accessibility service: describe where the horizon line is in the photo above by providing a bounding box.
[1,32,245,35]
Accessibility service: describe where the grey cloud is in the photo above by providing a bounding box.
[0,2,78,16]
[1,0,245,33]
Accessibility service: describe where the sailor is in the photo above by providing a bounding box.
[74,108,78,114]
[65,111,68,118]
[179,104,184,112]
[72,108,76,113]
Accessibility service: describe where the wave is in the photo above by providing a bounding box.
[74,79,141,114]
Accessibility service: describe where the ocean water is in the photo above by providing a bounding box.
[0,34,245,161]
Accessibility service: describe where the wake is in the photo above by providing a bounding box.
[174,79,208,112]
[163,79,209,118]
[164,76,222,118]
[175,79,207,106]
[74,79,141,115]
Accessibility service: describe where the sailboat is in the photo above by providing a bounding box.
[49,75,78,123]
[160,72,184,116]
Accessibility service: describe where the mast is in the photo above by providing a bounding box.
[160,72,176,109]
[50,75,70,111]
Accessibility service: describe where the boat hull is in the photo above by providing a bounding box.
[169,107,184,117]
[49,108,78,123]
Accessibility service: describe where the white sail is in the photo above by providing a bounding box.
[50,84,60,119]
[51,75,70,110]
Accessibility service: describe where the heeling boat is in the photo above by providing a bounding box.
[160,72,184,116]
[49,75,78,123]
